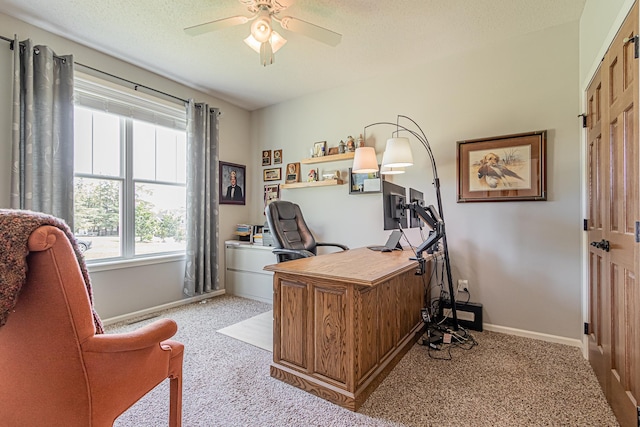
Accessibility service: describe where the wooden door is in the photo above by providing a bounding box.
[587,3,640,426]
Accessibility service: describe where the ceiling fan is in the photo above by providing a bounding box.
[184,0,342,66]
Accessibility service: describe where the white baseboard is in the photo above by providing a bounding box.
[484,323,582,348]
[101,289,226,326]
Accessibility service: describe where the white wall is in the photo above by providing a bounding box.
[0,12,252,319]
[252,22,582,340]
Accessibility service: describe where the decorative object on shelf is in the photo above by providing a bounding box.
[273,149,282,164]
[360,114,459,330]
[313,141,326,157]
[457,131,547,202]
[357,134,364,148]
[262,149,271,166]
[184,0,342,68]
[349,166,381,194]
[285,162,300,183]
[263,167,281,181]
[338,140,346,153]
[327,146,339,155]
[307,168,318,182]
[264,183,280,213]
[346,135,355,152]
[219,161,246,205]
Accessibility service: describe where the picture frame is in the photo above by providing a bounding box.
[262,150,272,166]
[273,149,282,164]
[456,130,547,202]
[313,141,327,157]
[263,167,282,182]
[285,162,300,183]
[219,161,246,205]
[349,166,382,194]
[327,147,339,156]
[264,184,280,211]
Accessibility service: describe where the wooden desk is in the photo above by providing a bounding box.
[264,248,432,411]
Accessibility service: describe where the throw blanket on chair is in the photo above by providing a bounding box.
[0,209,104,333]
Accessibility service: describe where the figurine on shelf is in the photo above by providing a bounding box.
[346,136,355,152]
[338,140,346,154]
[357,134,364,148]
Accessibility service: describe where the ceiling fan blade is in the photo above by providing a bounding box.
[277,16,342,46]
[184,15,250,37]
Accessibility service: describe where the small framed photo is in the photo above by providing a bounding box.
[264,184,280,211]
[349,167,382,194]
[457,130,547,202]
[219,161,246,205]
[262,150,272,166]
[285,163,300,183]
[263,167,282,181]
[327,146,339,155]
[273,149,283,164]
[313,141,327,157]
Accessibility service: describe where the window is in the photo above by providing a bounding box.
[73,76,187,261]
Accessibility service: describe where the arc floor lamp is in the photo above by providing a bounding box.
[352,115,459,330]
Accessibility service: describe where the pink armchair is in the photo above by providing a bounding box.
[0,225,184,426]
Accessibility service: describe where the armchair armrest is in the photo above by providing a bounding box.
[316,242,349,251]
[272,248,315,258]
[82,318,178,353]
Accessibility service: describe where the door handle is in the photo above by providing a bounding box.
[590,239,610,252]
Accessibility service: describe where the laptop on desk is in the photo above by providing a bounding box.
[367,230,403,252]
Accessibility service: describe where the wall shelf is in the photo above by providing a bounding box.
[300,152,355,164]
[280,179,344,189]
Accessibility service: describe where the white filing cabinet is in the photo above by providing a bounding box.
[225,240,275,304]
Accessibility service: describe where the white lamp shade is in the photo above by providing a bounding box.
[244,31,287,53]
[382,137,413,168]
[352,147,378,173]
[380,148,405,174]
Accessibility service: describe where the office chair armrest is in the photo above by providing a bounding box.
[82,318,178,353]
[272,248,315,258]
[316,242,349,251]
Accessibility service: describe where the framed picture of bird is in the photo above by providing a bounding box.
[456,130,546,202]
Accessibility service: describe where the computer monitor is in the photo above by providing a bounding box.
[382,181,407,230]
[409,188,425,228]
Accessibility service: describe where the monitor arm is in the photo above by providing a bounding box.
[404,202,444,275]
[407,203,444,258]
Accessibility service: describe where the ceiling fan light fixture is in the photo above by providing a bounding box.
[244,31,287,53]
[250,15,272,43]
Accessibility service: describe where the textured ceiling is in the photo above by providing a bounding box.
[0,0,586,111]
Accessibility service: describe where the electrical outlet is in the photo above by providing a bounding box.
[457,279,469,292]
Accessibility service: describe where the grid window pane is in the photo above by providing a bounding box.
[74,177,122,260]
[92,111,121,177]
[133,120,156,180]
[74,107,93,174]
[134,183,186,255]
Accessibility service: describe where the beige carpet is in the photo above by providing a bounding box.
[217,309,273,351]
[110,295,619,427]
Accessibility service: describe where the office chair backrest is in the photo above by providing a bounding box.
[265,200,317,259]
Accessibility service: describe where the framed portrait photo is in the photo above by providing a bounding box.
[263,167,281,182]
[264,183,280,211]
[457,130,546,202]
[273,149,283,164]
[262,150,272,166]
[219,161,246,205]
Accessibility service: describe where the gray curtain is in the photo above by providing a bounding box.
[183,101,220,296]
[10,38,75,227]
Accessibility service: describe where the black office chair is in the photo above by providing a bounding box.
[265,200,348,262]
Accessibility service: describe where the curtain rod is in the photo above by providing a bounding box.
[1,34,188,105]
